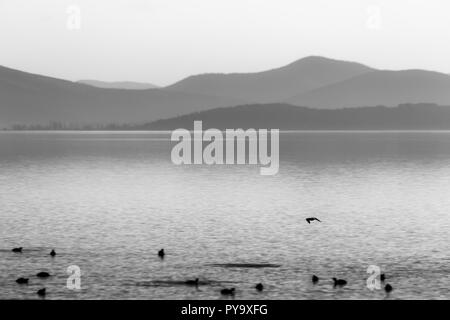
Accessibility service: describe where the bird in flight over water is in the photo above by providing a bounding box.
[306,217,322,224]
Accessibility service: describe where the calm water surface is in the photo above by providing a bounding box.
[0,131,449,299]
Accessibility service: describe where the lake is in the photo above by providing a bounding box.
[0,131,449,299]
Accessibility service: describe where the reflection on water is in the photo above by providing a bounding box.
[0,131,449,299]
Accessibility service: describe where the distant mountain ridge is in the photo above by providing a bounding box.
[78,80,159,90]
[142,103,450,130]
[0,65,244,128]
[288,69,450,108]
[166,56,375,102]
[2,56,450,128]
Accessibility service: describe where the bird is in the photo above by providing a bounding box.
[12,247,23,253]
[255,283,264,291]
[37,288,46,297]
[312,275,319,284]
[380,273,386,281]
[50,249,56,257]
[36,272,51,278]
[332,278,347,287]
[16,277,29,284]
[384,284,393,293]
[220,288,235,295]
[185,278,199,286]
[306,217,321,224]
[158,249,165,259]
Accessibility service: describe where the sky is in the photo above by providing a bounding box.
[0,0,449,86]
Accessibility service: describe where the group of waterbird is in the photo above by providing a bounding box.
[156,248,264,296]
[12,247,56,297]
[157,245,394,297]
[316,275,393,293]
[11,220,394,299]
[306,217,394,294]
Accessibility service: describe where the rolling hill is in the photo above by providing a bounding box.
[165,56,374,102]
[141,103,450,130]
[2,56,450,129]
[288,70,450,109]
[78,80,159,90]
[0,65,243,128]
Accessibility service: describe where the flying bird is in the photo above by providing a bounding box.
[306,217,322,224]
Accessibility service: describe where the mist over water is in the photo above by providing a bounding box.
[0,131,449,299]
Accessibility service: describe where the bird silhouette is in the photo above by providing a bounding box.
[380,273,386,281]
[384,284,393,293]
[220,288,235,295]
[255,283,264,291]
[50,249,56,257]
[16,277,29,284]
[312,275,319,284]
[332,278,347,287]
[185,278,199,286]
[37,288,46,297]
[306,217,321,224]
[36,272,51,278]
[158,249,165,259]
[12,247,23,253]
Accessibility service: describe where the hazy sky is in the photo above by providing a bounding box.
[1,0,449,85]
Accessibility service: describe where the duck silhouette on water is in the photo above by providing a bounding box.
[12,247,23,253]
[185,278,199,286]
[158,249,165,259]
[221,288,235,296]
[312,275,319,284]
[16,277,29,284]
[37,288,46,297]
[384,284,393,294]
[36,272,51,278]
[332,278,347,287]
[255,283,264,291]
[50,249,56,257]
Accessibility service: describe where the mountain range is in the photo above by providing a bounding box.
[0,65,243,128]
[166,56,374,102]
[77,80,159,90]
[1,56,450,128]
[142,103,450,130]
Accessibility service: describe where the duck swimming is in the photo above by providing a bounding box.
[36,272,51,278]
[220,288,235,295]
[384,284,393,293]
[37,288,46,297]
[332,278,347,287]
[312,275,319,284]
[16,277,29,284]
[185,278,199,286]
